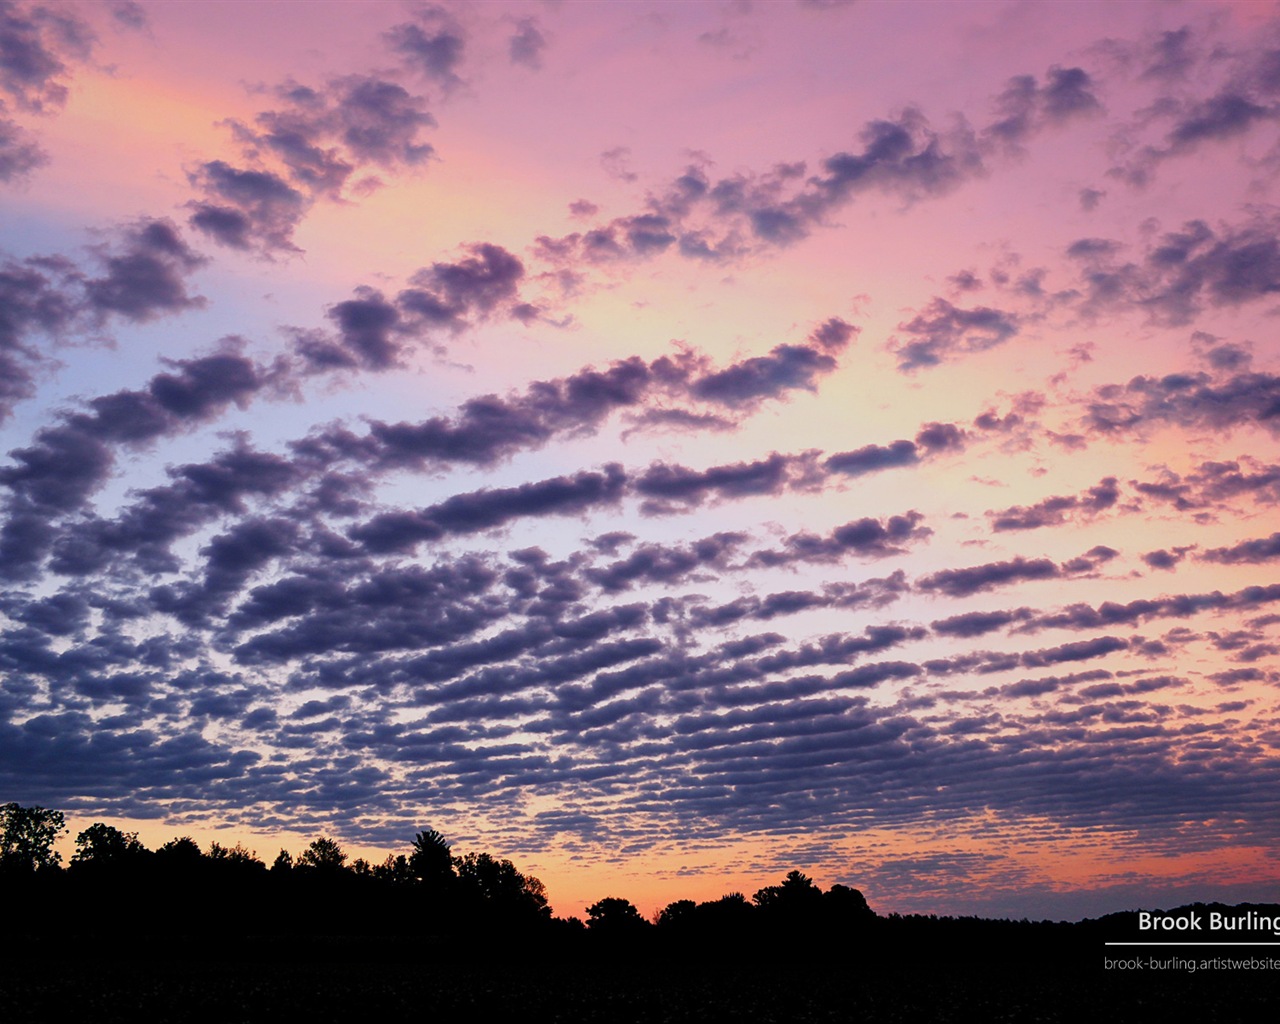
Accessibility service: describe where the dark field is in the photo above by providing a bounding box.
[4,948,1275,1023]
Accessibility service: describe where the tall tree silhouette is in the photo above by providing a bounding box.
[0,803,66,874]
[410,829,454,884]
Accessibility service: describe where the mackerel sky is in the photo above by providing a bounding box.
[3,0,1280,919]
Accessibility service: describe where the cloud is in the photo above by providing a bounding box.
[311,287,405,371]
[822,421,967,479]
[385,6,466,91]
[0,253,79,420]
[587,532,746,593]
[685,573,909,629]
[0,115,44,181]
[0,347,287,579]
[1141,547,1188,571]
[152,516,302,626]
[1086,367,1280,437]
[349,465,627,554]
[0,1,94,114]
[987,477,1119,531]
[805,108,985,208]
[1079,186,1105,211]
[530,58,1105,279]
[187,161,308,253]
[824,440,918,476]
[0,224,204,418]
[1187,458,1280,506]
[1019,634,1129,669]
[688,317,854,406]
[1013,581,1280,634]
[536,101,994,267]
[890,299,1021,372]
[1165,92,1271,150]
[0,3,120,187]
[749,512,930,567]
[509,17,547,71]
[916,555,1060,598]
[49,441,300,579]
[292,244,527,372]
[190,76,436,253]
[408,242,524,319]
[1110,42,1278,187]
[1,312,864,590]
[692,343,837,403]
[305,322,851,473]
[251,76,435,190]
[1140,27,1195,81]
[986,66,1103,150]
[347,356,655,471]
[915,421,967,452]
[931,608,1034,638]
[635,453,797,514]
[6,6,1280,913]
[107,2,147,32]
[84,220,206,321]
[1201,532,1280,565]
[1067,215,1280,327]
[314,76,435,170]
[230,557,506,667]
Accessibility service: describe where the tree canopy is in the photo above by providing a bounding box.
[0,804,884,953]
[296,837,347,872]
[0,803,66,874]
[72,823,146,866]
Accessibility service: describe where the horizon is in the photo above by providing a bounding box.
[3,0,1280,927]
[25,806,1280,923]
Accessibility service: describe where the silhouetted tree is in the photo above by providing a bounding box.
[204,841,267,896]
[297,837,347,872]
[0,803,66,874]
[753,869,823,912]
[410,828,453,883]
[454,851,549,921]
[654,892,756,951]
[208,841,265,868]
[585,896,649,936]
[824,883,875,923]
[698,891,754,930]
[72,823,147,866]
[155,836,204,870]
[271,848,294,873]
[374,853,413,885]
[656,898,698,930]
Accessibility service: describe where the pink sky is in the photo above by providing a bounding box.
[3,0,1280,920]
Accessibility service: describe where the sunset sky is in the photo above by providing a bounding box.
[3,0,1280,921]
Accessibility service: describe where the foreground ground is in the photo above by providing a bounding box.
[3,946,1275,1023]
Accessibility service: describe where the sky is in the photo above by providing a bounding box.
[2,0,1280,922]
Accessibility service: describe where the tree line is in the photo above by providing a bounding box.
[1,802,880,951]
